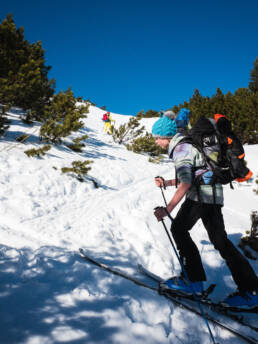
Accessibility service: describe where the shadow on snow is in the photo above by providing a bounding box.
[0,241,254,344]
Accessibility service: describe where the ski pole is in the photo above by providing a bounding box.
[157,186,218,344]
[155,176,167,206]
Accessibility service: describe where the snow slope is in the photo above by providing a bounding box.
[0,105,257,344]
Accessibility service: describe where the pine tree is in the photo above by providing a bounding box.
[126,133,167,156]
[249,57,258,92]
[40,89,89,143]
[229,88,258,143]
[111,115,145,144]
[186,89,211,124]
[175,87,258,143]
[210,88,225,114]
[0,14,55,120]
[144,109,160,118]
[0,105,11,135]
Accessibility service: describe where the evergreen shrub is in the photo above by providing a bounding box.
[0,105,11,134]
[249,57,258,93]
[61,160,93,182]
[111,114,145,144]
[239,211,258,259]
[40,89,88,143]
[126,133,167,158]
[67,135,88,152]
[24,144,51,158]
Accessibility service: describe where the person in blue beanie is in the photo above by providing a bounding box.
[176,108,191,133]
[151,110,258,309]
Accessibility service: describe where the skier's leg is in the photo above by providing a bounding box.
[201,204,258,292]
[171,199,206,282]
[107,122,111,134]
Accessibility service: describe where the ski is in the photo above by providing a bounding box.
[138,263,258,333]
[79,248,258,344]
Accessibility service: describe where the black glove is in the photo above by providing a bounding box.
[154,206,168,221]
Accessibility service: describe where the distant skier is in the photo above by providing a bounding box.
[102,112,114,134]
[151,109,258,309]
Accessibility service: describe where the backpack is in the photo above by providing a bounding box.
[172,114,252,189]
[102,113,109,122]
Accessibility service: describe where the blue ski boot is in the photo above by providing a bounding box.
[222,290,258,310]
[160,276,204,296]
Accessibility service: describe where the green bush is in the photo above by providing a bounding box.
[254,175,258,195]
[0,105,11,135]
[111,115,145,144]
[61,160,93,182]
[67,135,88,152]
[148,156,164,164]
[238,211,258,259]
[24,144,51,158]
[40,89,89,143]
[126,133,166,157]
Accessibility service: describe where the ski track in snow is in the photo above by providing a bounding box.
[0,105,257,344]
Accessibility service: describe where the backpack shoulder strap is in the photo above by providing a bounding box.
[169,136,193,159]
[169,136,206,162]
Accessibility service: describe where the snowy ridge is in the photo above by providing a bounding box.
[0,105,257,344]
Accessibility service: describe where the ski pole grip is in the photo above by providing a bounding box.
[155,176,166,189]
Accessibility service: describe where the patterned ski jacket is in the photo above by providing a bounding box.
[168,133,224,205]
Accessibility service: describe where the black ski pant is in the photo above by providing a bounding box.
[171,199,258,292]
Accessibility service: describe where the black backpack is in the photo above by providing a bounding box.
[172,114,252,188]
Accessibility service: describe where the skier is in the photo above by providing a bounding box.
[151,110,258,309]
[102,112,114,134]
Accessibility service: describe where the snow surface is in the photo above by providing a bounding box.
[0,105,257,344]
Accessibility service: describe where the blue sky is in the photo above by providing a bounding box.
[1,0,258,115]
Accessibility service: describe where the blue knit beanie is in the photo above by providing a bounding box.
[152,111,177,138]
[175,108,190,128]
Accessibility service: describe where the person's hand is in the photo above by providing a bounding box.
[155,176,165,188]
[154,206,168,221]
